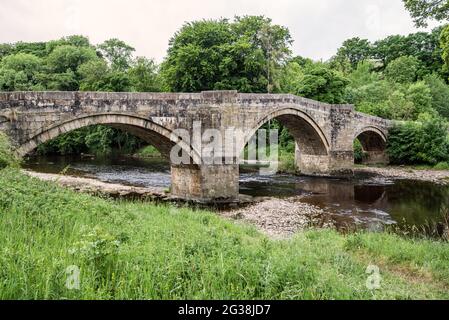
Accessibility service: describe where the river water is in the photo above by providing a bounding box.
[23,154,449,232]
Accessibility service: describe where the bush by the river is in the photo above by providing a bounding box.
[387,116,449,165]
[0,132,19,168]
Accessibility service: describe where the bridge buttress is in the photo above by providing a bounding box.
[171,164,239,202]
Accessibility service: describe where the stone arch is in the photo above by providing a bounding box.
[244,108,330,155]
[355,127,388,165]
[16,113,202,165]
[242,108,330,175]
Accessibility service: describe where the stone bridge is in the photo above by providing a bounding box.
[0,91,392,202]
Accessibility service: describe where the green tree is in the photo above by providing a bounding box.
[293,62,349,104]
[406,28,446,77]
[371,28,445,77]
[403,0,449,27]
[406,81,434,117]
[347,61,380,87]
[373,35,408,67]
[440,25,449,75]
[0,44,13,61]
[98,38,135,71]
[233,16,292,92]
[161,16,292,93]
[128,57,161,92]
[384,56,420,84]
[424,73,449,118]
[279,61,304,94]
[45,35,92,54]
[46,45,98,74]
[13,42,47,57]
[331,38,372,70]
[78,59,131,92]
[44,45,98,90]
[0,53,43,91]
[78,59,109,91]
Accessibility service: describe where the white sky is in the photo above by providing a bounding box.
[0,0,440,62]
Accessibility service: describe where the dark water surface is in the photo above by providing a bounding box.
[23,154,449,231]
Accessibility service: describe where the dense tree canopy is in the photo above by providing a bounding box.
[332,38,372,70]
[98,38,135,71]
[160,16,292,93]
[384,56,420,84]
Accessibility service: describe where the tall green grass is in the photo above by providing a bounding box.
[0,168,448,300]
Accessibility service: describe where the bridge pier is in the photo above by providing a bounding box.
[296,148,354,177]
[171,164,239,202]
[361,151,389,165]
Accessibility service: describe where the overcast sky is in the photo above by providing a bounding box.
[0,0,440,62]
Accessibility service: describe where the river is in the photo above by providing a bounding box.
[23,154,449,232]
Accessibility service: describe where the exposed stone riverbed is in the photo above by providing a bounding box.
[355,166,449,185]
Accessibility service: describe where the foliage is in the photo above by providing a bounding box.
[384,56,420,84]
[280,61,349,104]
[37,125,145,156]
[403,0,449,27]
[387,116,449,165]
[374,29,445,76]
[98,38,135,71]
[0,132,19,168]
[440,24,449,74]
[332,27,446,77]
[136,145,162,158]
[0,36,164,156]
[128,57,161,92]
[423,73,449,119]
[160,16,292,93]
[46,45,97,74]
[354,139,364,163]
[0,53,43,91]
[331,37,372,71]
[434,161,449,170]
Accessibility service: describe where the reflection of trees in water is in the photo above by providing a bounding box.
[386,181,449,227]
[354,185,386,204]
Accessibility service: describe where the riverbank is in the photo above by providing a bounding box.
[22,165,449,239]
[23,170,170,201]
[355,166,449,185]
[24,170,328,238]
[1,168,449,299]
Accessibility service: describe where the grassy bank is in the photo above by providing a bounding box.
[0,168,449,299]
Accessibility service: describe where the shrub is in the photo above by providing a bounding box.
[434,162,449,170]
[354,139,364,164]
[0,132,19,168]
[387,117,449,165]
